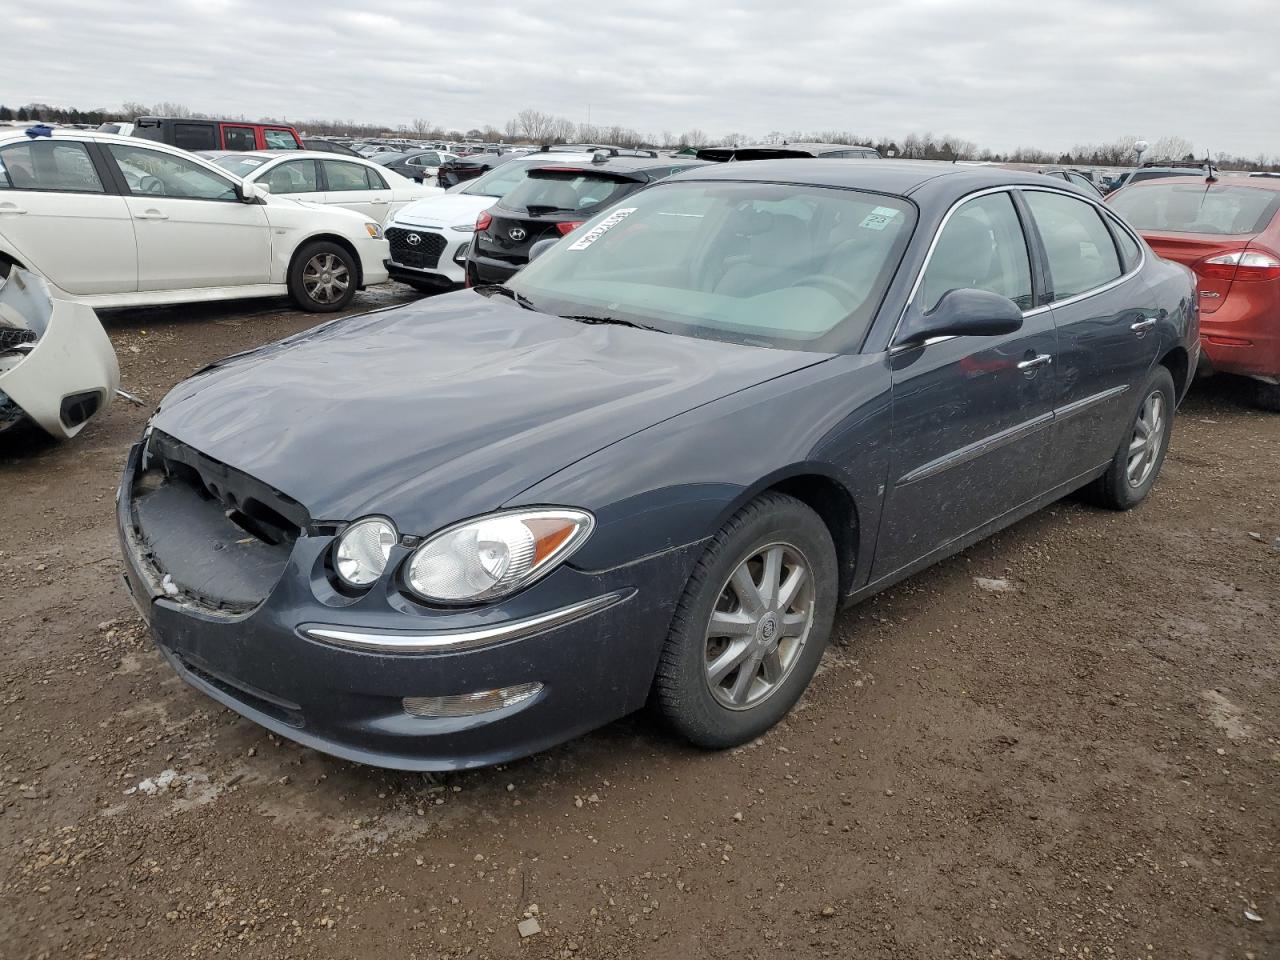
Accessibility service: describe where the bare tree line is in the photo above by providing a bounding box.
[3,100,1277,170]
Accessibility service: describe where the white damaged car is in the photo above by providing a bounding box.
[1,268,118,439]
[0,127,390,313]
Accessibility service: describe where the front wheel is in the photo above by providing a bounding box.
[288,241,357,312]
[653,493,838,748]
[1087,365,1176,510]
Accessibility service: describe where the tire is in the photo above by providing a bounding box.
[1249,380,1280,413]
[653,492,838,748]
[1086,365,1176,510]
[288,241,357,313]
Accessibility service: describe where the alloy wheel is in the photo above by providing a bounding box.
[704,543,816,710]
[302,253,351,305]
[1126,389,1166,488]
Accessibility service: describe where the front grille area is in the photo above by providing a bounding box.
[387,227,446,270]
[127,431,305,613]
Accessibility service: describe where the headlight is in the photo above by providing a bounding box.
[449,223,476,233]
[334,516,398,587]
[364,222,384,239]
[405,508,593,603]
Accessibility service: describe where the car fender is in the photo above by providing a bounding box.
[505,352,893,589]
[0,269,119,439]
[260,199,380,283]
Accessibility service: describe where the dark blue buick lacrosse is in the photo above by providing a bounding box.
[118,159,1197,769]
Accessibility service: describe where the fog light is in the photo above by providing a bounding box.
[402,682,542,718]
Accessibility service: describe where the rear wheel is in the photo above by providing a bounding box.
[1249,379,1280,413]
[288,241,357,312]
[1087,366,1176,510]
[653,493,838,748]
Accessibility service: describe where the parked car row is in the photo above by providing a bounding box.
[202,150,440,221]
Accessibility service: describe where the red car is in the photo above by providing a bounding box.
[1109,175,1280,410]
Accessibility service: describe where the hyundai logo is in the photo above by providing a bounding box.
[508,227,527,241]
[406,233,422,246]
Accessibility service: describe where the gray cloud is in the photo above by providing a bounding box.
[4,0,1278,156]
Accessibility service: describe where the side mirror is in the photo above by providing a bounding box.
[894,288,1023,348]
[236,181,266,203]
[528,238,558,263]
[255,181,272,194]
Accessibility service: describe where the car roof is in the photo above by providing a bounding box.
[530,156,708,176]
[205,149,366,161]
[662,158,1077,199]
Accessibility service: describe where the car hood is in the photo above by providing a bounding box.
[150,291,829,534]
[391,192,495,228]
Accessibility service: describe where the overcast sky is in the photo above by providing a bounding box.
[4,0,1278,156]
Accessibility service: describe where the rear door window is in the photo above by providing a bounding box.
[322,159,374,191]
[0,140,105,193]
[262,129,299,150]
[223,126,256,151]
[1024,190,1122,301]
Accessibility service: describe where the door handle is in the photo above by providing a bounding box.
[0,203,27,216]
[1130,318,1158,335]
[134,210,168,221]
[1017,353,1053,372]
[370,198,389,205]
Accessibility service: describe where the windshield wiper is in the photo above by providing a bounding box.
[476,285,538,311]
[560,314,667,334]
[525,205,574,215]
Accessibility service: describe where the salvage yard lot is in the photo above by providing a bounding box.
[1,287,1277,960]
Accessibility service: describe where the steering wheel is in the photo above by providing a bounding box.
[791,273,862,308]
[138,175,165,195]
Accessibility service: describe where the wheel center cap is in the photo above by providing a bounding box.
[758,613,778,648]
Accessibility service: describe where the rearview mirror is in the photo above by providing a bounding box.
[894,288,1023,349]
[528,238,558,263]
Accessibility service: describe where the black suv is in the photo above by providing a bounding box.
[465,156,706,286]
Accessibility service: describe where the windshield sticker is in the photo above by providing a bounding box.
[239,158,265,167]
[859,206,902,231]
[567,207,637,250]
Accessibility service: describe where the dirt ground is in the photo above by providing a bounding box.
[1,285,1277,960]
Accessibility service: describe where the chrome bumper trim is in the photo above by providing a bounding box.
[300,591,630,654]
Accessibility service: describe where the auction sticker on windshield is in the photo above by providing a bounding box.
[568,208,637,250]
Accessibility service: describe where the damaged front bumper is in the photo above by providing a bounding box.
[116,439,697,771]
[0,269,119,439]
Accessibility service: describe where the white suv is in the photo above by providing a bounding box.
[384,153,593,292]
[0,128,390,312]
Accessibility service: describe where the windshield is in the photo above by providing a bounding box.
[372,152,407,166]
[212,155,270,178]
[506,180,916,351]
[501,170,635,214]
[1111,182,1280,236]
